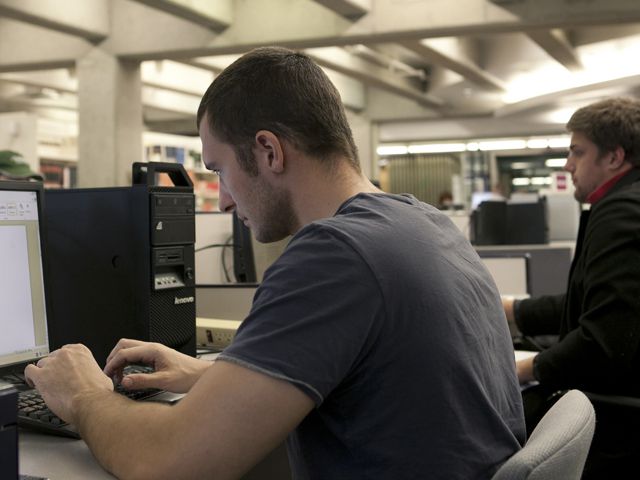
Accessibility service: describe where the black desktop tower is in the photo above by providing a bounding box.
[0,383,18,480]
[44,162,196,366]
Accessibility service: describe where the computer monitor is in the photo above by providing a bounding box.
[544,192,580,242]
[194,211,258,284]
[195,211,288,285]
[479,253,530,298]
[470,200,507,245]
[195,212,234,284]
[232,212,257,283]
[471,197,548,246]
[0,181,51,369]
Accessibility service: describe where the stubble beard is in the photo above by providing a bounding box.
[249,176,297,244]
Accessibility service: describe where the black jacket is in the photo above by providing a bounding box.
[516,168,640,395]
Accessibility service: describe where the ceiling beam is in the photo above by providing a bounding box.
[0,19,92,73]
[129,0,232,32]
[0,0,108,42]
[0,69,77,94]
[111,0,640,61]
[527,29,582,71]
[140,60,213,96]
[176,55,242,75]
[305,47,444,109]
[312,0,370,20]
[177,59,224,74]
[1,0,639,67]
[144,116,199,136]
[399,39,507,91]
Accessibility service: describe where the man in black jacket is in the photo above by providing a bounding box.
[504,96,640,478]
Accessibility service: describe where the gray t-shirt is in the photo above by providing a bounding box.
[220,193,525,480]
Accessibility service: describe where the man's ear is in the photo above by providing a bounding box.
[609,146,627,171]
[254,130,285,174]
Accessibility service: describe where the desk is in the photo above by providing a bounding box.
[18,390,185,480]
[20,429,114,479]
[19,428,291,480]
[18,352,291,480]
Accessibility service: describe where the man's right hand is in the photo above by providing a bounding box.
[103,339,211,393]
[502,296,516,323]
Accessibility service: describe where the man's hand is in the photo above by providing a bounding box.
[502,296,516,323]
[104,339,211,393]
[24,344,113,424]
[516,355,536,384]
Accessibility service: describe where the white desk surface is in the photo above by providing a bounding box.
[18,390,186,480]
[20,429,114,479]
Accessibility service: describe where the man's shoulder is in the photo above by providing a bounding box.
[586,179,640,238]
[593,171,640,211]
[596,181,640,212]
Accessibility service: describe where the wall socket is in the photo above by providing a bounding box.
[196,317,242,350]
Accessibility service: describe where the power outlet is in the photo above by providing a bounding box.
[196,317,241,350]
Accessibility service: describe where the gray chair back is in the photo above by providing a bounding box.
[492,389,595,480]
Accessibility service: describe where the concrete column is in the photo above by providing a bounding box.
[76,47,142,187]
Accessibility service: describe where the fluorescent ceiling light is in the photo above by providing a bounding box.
[376,145,408,156]
[526,138,549,149]
[512,178,531,186]
[531,176,552,185]
[478,140,527,151]
[466,142,479,151]
[511,162,532,169]
[408,143,466,153]
[545,158,567,168]
[376,135,571,157]
[548,137,570,149]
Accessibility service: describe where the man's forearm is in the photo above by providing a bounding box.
[74,391,178,479]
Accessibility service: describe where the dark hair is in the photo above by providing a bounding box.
[566,97,640,167]
[197,46,360,175]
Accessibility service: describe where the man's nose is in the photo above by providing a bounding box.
[218,183,235,213]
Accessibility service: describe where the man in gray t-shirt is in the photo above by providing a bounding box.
[26,47,524,479]
[223,192,525,479]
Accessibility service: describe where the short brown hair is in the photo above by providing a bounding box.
[197,46,360,175]
[566,97,640,167]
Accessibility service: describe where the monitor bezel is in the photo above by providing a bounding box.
[0,180,53,368]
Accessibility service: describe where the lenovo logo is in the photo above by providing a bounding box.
[174,296,195,305]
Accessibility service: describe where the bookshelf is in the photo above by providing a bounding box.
[37,117,79,189]
[39,158,77,189]
[142,131,219,211]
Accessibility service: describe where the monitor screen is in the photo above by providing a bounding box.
[0,181,50,368]
[479,253,530,298]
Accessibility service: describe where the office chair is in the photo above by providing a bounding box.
[492,389,595,480]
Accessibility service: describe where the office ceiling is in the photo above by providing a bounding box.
[1,0,640,141]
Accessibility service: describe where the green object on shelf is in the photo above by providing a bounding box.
[0,150,43,181]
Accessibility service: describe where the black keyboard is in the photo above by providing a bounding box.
[11,365,164,439]
[18,390,79,438]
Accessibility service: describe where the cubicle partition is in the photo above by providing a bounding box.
[480,254,530,298]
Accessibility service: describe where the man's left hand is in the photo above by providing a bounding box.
[24,344,113,424]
